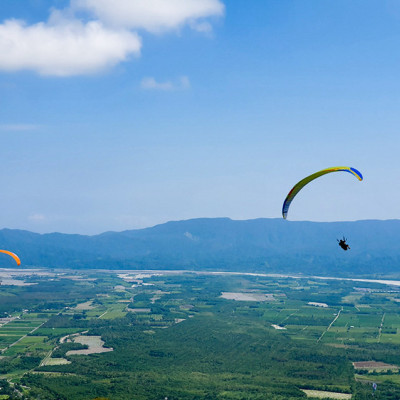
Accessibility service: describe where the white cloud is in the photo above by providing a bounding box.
[141,76,190,91]
[0,0,224,76]
[0,18,141,76]
[71,0,224,33]
[0,124,41,131]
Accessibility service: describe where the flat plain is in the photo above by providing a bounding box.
[0,269,399,399]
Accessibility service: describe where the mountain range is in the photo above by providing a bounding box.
[0,218,399,277]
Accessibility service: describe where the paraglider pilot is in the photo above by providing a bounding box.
[337,237,350,251]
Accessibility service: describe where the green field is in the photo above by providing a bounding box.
[0,270,399,399]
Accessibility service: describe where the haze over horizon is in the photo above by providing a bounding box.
[1,216,400,237]
[1,1,400,234]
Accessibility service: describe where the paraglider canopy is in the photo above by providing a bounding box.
[0,250,21,265]
[282,166,363,219]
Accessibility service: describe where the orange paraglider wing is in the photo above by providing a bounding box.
[0,250,21,265]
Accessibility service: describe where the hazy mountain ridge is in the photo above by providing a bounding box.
[0,218,399,276]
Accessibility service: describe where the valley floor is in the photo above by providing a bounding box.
[0,269,399,399]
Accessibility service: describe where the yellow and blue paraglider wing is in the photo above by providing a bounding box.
[282,166,363,219]
[0,250,21,265]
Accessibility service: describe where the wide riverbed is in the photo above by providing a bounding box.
[113,269,400,287]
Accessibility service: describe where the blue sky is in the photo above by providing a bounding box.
[0,0,399,234]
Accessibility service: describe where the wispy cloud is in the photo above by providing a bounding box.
[0,124,41,132]
[0,0,224,76]
[141,76,190,91]
[190,21,213,34]
[28,213,46,222]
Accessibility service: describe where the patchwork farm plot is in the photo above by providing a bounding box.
[0,270,399,398]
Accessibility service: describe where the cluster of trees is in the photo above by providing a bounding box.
[1,273,400,399]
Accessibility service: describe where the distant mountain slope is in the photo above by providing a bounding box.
[0,218,399,276]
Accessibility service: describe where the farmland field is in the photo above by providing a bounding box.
[0,269,400,399]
